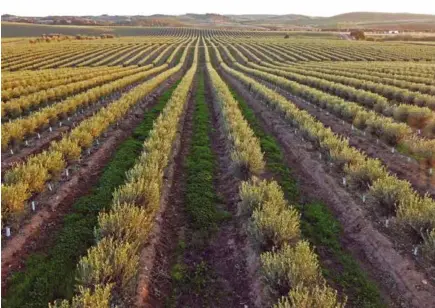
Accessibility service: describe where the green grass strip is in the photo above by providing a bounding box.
[2,81,181,308]
[184,69,224,233]
[230,89,299,203]
[302,202,385,308]
[229,86,384,308]
[167,69,229,307]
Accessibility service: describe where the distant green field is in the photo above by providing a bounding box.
[1,22,196,37]
[1,22,340,38]
[1,22,113,37]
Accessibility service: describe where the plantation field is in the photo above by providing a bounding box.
[1,30,435,308]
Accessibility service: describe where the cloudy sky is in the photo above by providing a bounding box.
[2,0,435,17]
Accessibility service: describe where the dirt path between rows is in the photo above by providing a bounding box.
[219,67,435,308]
[1,70,165,172]
[180,65,253,307]
[255,76,435,197]
[1,68,188,288]
[138,59,255,307]
[136,72,196,308]
[218,45,435,197]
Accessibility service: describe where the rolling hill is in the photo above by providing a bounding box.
[2,11,435,37]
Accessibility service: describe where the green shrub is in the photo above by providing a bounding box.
[251,200,300,248]
[275,283,345,308]
[260,241,320,292]
[49,284,113,308]
[77,237,139,293]
[238,177,286,215]
[97,203,153,250]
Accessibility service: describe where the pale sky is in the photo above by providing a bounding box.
[2,0,435,17]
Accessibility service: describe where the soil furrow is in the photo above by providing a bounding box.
[218,66,435,308]
[251,73,435,197]
[218,49,435,198]
[1,69,169,170]
[1,68,188,286]
[137,70,196,308]
[143,60,254,307]
[189,63,253,307]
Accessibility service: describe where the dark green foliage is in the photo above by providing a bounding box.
[228,83,384,308]
[302,203,385,308]
[2,81,180,308]
[167,70,228,307]
[184,70,226,233]
[229,89,299,203]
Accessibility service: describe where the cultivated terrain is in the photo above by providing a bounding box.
[1,26,435,308]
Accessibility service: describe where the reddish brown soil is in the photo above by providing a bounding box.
[2,127,68,172]
[133,45,194,307]
[171,66,254,308]
[219,68,435,308]
[134,46,194,306]
[217,44,435,197]
[165,65,255,307]
[1,71,165,173]
[138,61,256,307]
[202,68,260,308]
[138,76,195,308]
[255,76,435,197]
[1,70,187,287]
